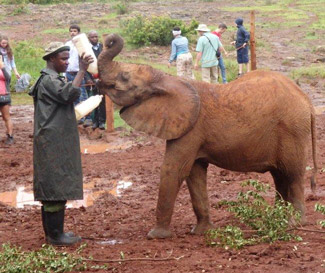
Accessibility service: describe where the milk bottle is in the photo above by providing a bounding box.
[75,95,103,120]
[72,33,98,75]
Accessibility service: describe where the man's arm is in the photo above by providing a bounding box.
[194,52,202,70]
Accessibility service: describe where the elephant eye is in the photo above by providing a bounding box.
[118,72,130,82]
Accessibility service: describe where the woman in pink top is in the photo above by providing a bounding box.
[0,53,13,144]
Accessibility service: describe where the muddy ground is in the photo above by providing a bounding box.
[1,1,325,272]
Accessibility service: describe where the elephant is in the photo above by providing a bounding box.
[97,34,318,239]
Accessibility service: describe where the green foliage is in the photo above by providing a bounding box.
[10,4,30,15]
[206,180,302,249]
[114,1,128,15]
[11,40,44,90]
[0,243,88,273]
[315,203,325,228]
[121,15,198,46]
[291,65,325,80]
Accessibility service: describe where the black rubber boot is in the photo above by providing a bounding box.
[41,207,75,239]
[43,208,81,246]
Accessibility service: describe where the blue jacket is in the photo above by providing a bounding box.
[235,25,250,48]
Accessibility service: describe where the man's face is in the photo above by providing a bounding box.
[69,28,79,38]
[88,33,99,45]
[50,51,70,73]
[219,28,227,34]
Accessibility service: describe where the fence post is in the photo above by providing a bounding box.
[250,10,257,71]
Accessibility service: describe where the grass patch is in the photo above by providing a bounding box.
[10,92,33,105]
[291,65,325,80]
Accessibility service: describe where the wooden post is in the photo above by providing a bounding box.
[101,34,114,132]
[250,10,257,71]
[105,95,114,132]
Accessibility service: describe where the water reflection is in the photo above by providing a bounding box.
[0,179,133,209]
[80,141,134,154]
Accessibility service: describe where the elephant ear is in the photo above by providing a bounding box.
[120,77,200,140]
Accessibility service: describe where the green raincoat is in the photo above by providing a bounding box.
[29,68,83,201]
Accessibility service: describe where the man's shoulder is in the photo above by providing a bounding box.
[65,40,73,46]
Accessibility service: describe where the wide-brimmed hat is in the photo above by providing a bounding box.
[195,24,210,32]
[43,42,70,60]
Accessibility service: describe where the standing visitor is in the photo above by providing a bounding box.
[194,24,222,84]
[29,42,93,245]
[231,18,250,77]
[0,35,20,80]
[168,26,194,80]
[85,30,106,130]
[0,52,14,145]
[65,25,92,127]
[212,23,228,84]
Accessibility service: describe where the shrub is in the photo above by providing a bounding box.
[206,180,302,249]
[114,1,128,15]
[121,15,199,46]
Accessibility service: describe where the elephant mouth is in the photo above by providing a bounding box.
[120,103,137,114]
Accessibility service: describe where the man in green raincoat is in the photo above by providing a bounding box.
[29,42,93,245]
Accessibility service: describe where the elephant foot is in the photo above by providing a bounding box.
[147,227,173,240]
[289,214,307,227]
[191,221,215,235]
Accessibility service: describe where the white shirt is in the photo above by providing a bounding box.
[65,40,79,72]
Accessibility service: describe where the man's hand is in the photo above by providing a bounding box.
[230,41,235,45]
[194,64,199,70]
[79,53,94,72]
[167,62,171,69]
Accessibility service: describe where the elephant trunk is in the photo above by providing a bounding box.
[97,34,124,89]
[98,33,124,65]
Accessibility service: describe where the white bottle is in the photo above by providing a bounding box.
[75,95,103,120]
[72,33,98,75]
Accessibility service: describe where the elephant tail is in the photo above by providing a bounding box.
[310,110,317,193]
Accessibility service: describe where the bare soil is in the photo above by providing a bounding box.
[1,1,325,272]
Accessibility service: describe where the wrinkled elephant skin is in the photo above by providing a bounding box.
[98,34,317,239]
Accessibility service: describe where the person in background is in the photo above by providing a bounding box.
[212,23,228,84]
[29,42,93,246]
[0,35,20,80]
[168,26,194,80]
[194,24,222,84]
[85,30,106,130]
[231,18,250,77]
[0,52,13,145]
[65,25,92,127]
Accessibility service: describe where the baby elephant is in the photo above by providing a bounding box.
[97,34,317,239]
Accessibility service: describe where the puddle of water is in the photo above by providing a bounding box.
[80,141,134,154]
[314,105,325,115]
[0,179,133,209]
[97,239,123,245]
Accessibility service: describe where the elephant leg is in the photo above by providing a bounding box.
[186,159,214,235]
[271,168,306,224]
[271,170,289,201]
[147,141,199,240]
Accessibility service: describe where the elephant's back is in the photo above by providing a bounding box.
[195,70,312,124]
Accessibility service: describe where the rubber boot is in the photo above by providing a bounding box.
[43,208,81,246]
[41,206,75,240]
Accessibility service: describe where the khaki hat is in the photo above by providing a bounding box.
[195,24,210,32]
[43,42,70,60]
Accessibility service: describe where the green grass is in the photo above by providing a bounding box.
[291,65,325,80]
[11,92,33,105]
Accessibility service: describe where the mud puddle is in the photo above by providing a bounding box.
[80,141,134,154]
[0,178,132,209]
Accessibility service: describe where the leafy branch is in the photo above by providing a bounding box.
[206,180,302,249]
